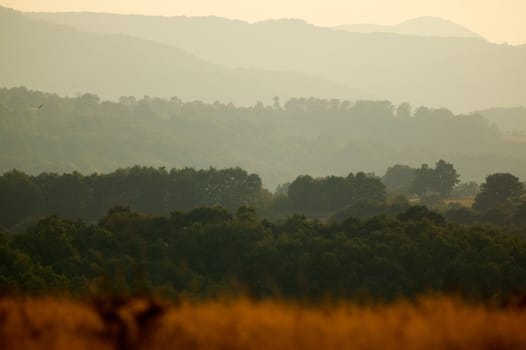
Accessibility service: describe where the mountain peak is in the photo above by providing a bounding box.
[396,16,481,38]
[336,16,481,39]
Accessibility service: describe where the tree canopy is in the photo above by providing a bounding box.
[409,160,460,198]
[2,206,526,302]
[473,173,525,212]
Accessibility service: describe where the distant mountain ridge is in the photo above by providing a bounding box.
[475,107,526,133]
[27,10,526,112]
[336,17,481,39]
[1,86,526,188]
[0,6,361,104]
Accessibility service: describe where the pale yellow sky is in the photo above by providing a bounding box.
[1,0,525,44]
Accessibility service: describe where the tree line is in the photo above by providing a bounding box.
[0,167,262,227]
[383,160,460,198]
[1,164,525,229]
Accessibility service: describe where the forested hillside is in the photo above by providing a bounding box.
[1,87,525,188]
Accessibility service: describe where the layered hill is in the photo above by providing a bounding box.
[336,17,481,38]
[0,7,357,104]
[29,11,526,111]
[475,107,526,134]
[1,87,525,188]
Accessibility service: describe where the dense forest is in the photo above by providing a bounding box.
[2,204,526,302]
[1,87,526,188]
[2,86,525,303]
[0,158,525,302]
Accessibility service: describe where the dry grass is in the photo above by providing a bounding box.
[444,197,475,208]
[1,296,526,350]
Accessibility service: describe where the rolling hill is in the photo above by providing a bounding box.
[336,17,481,38]
[28,11,526,112]
[475,107,526,133]
[0,6,359,104]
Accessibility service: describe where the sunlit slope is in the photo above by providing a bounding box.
[0,7,356,104]
[30,11,526,111]
[1,297,526,350]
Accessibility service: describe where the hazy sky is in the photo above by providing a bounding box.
[1,0,525,44]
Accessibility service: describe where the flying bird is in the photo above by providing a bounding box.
[38,104,44,109]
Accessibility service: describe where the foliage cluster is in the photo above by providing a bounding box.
[287,172,385,213]
[383,160,461,198]
[1,206,526,302]
[0,167,262,227]
[1,165,525,229]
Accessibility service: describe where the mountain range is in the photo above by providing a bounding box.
[0,6,525,186]
[336,17,481,38]
[0,6,357,105]
[22,10,526,112]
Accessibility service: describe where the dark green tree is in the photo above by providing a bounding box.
[382,165,416,193]
[410,164,434,198]
[410,160,460,199]
[351,172,386,203]
[432,160,460,197]
[236,206,259,222]
[473,173,524,211]
[397,206,445,224]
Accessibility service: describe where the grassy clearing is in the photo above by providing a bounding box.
[1,296,526,349]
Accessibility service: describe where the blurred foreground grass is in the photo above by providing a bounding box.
[1,296,526,350]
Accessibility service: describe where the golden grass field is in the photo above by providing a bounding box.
[1,297,526,350]
[443,197,476,208]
